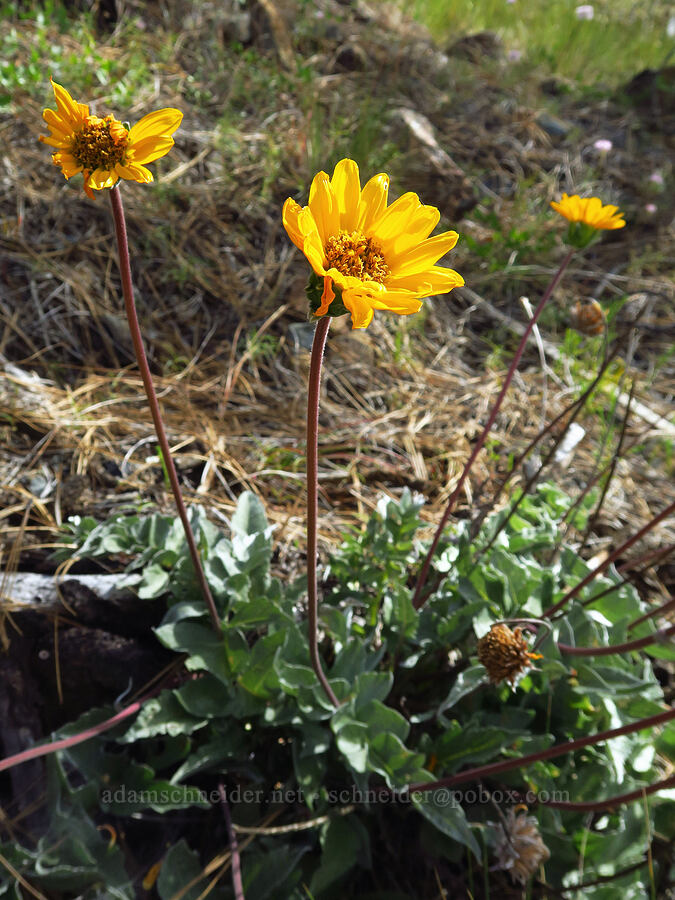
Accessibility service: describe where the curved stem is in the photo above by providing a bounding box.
[0,697,145,772]
[412,250,575,610]
[407,706,675,794]
[557,624,675,656]
[543,498,675,618]
[109,186,221,636]
[306,316,339,707]
[524,774,675,812]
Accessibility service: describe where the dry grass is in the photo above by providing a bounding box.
[0,0,673,584]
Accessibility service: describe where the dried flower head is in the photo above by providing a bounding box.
[40,79,182,199]
[282,158,463,329]
[477,624,542,686]
[494,805,550,884]
[570,299,605,335]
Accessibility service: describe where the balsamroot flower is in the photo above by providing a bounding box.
[551,193,625,230]
[282,158,464,329]
[40,79,182,199]
[477,623,542,686]
[494,805,550,884]
[551,193,625,249]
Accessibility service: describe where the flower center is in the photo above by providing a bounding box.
[324,230,390,284]
[71,115,128,171]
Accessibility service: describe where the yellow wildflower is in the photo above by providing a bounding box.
[282,159,464,329]
[40,79,182,199]
[550,193,625,230]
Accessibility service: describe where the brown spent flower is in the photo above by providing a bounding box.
[570,299,606,336]
[477,623,542,686]
[494,805,551,884]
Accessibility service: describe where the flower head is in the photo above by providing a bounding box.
[494,806,550,884]
[593,138,612,153]
[550,193,625,248]
[282,159,464,329]
[575,4,594,19]
[40,79,182,199]
[477,623,542,686]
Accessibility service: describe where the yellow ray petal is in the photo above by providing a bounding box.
[331,159,361,232]
[308,172,339,245]
[386,265,464,295]
[358,173,389,232]
[342,290,375,329]
[388,230,459,275]
[282,198,305,250]
[115,162,153,183]
[128,108,183,144]
[127,136,176,165]
[49,78,88,129]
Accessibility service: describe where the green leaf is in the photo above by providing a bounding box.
[413,790,480,859]
[118,692,206,741]
[436,666,486,715]
[231,490,268,537]
[157,840,228,900]
[310,816,370,895]
[175,673,232,717]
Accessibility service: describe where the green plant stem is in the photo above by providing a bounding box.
[557,624,675,656]
[406,706,675,794]
[109,186,221,636]
[307,316,339,707]
[412,249,575,610]
[543,498,675,618]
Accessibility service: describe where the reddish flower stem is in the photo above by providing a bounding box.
[109,186,221,636]
[218,783,245,900]
[307,316,339,707]
[543,499,675,618]
[407,707,675,794]
[524,773,675,812]
[0,698,145,772]
[629,595,675,632]
[557,623,675,656]
[412,250,575,610]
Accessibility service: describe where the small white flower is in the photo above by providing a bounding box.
[507,49,523,61]
[648,171,664,185]
[645,203,657,214]
[575,4,594,19]
[593,138,612,153]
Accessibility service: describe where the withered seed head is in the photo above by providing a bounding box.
[494,805,550,884]
[477,623,542,686]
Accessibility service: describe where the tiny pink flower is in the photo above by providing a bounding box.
[575,5,594,19]
[593,139,612,153]
[507,49,523,61]
[648,172,664,185]
[645,203,657,214]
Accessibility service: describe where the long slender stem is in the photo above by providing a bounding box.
[306,316,339,707]
[557,624,675,656]
[523,774,675,813]
[218,783,245,900]
[0,697,145,772]
[406,706,675,794]
[109,186,221,636]
[543,499,675,618]
[412,250,575,609]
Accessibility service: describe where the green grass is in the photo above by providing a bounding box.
[400,0,673,85]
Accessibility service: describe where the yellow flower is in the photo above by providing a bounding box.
[282,159,464,329]
[40,79,182,199]
[550,193,625,230]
